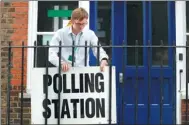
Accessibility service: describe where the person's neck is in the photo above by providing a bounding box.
[72,26,80,35]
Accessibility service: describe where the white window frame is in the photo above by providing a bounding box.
[27,1,90,94]
[175,1,186,124]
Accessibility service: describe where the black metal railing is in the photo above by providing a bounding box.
[3,40,189,125]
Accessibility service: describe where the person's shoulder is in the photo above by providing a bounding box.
[55,26,69,34]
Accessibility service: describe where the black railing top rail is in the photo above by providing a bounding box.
[1,40,187,48]
[3,45,189,48]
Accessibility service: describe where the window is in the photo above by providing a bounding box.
[151,1,168,65]
[96,1,111,56]
[35,1,78,67]
[27,1,89,93]
[127,1,143,65]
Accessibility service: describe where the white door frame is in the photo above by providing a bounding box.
[175,1,186,124]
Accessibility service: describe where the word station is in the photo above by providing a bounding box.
[42,73,106,119]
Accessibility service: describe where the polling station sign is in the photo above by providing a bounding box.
[31,66,117,124]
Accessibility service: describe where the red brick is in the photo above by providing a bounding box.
[11,2,28,7]
[11,68,27,74]
[11,24,25,29]
[15,7,28,13]
[14,18,28,24]
[11,80,21,85]
[11,13,27,18]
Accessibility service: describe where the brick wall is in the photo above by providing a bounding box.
[1,1,30,125]
[182,99,189,124]
[0,1,189,125]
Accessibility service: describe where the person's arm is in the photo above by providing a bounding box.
[90,31,109,63]
[49,31,64,67]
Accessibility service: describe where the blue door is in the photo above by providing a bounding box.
[90,1,176,124]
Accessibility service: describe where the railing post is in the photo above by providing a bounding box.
[108,40,112,125]
[97,41,100,66]
[121,40,126,124]
[147,40,151,125]
[6,42,12,125]
[72,39,75,67]
[134,40,139,125]
[160,40,164,125]
[186,42,189,124]
[45,41,49,125]
[84,41,87,66]
[20,41,25,125]
[58,41,62,125]
[34,41,37,67]
[172,40,176,124]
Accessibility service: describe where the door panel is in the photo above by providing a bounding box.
[150,1,176,124]
[112,1,176,124]
[112,1,149,124]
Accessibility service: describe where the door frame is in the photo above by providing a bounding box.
[175,1,186,124]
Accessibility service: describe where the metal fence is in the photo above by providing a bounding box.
[3,40,189,125]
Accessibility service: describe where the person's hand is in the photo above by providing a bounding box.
[100,59,108,72]
[62,63,71,72]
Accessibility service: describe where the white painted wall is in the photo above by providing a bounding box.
[27,1,38,94]
[175,1,186,124]
[79,1,90,29]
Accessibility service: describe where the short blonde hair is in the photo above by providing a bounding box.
[71,7,88,21]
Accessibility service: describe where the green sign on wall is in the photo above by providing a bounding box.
[47,10,73,17]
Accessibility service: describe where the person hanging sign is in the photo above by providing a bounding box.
[31,66,117,124]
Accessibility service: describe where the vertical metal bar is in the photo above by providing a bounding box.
[45,41,49,125]
[58,41,62,125]
[172,41,176,124]
[135,40,138,125]
[72,39,76,118]
[97,41,100,66]
[72,40,75,67]
[186,42,188,123]
[34,41,37,67]
[160,40,164,125]
[0,48,1,125]
[20,41,25,125]
[6,42,11,125]
[121,40,126,124]
[84,41,87,66]
[147,40,151,125]
[109,40,112,125]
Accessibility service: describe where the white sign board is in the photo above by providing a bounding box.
[31,66,117,124]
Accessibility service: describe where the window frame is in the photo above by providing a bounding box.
[27,1,90,93]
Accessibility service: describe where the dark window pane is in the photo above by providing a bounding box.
[37,1,78,32]
[35,1,78,67]
[186,2,189,32]
[97,1,111,56]
[151,1,168,65]
[34,35,55,67]
[127,1,143,65]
